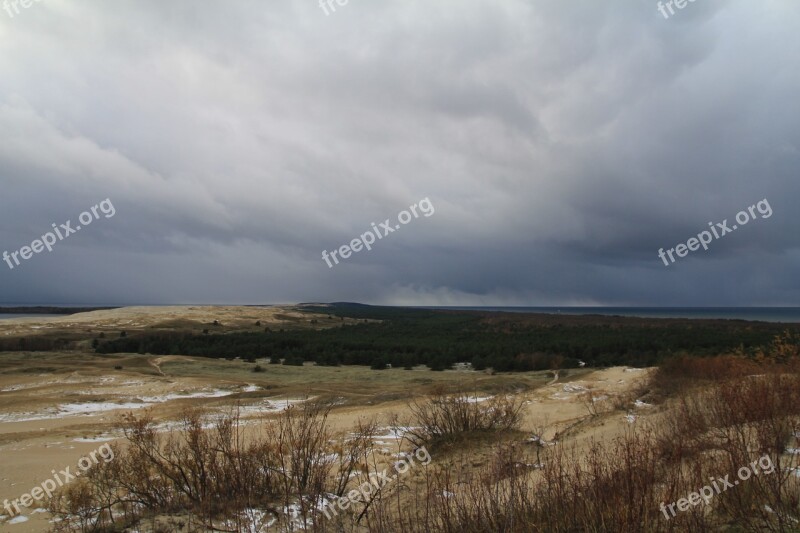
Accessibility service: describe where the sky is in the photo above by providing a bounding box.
[0,0,798,307]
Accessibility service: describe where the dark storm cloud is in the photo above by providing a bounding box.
[0,0,798,305]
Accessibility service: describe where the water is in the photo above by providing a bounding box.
[422,307,800,323]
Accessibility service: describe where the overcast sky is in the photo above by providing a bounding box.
[0,0,798,307]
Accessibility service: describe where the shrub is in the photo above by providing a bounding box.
[371,358,389,370]
[48,402,379,531]
[652,354,760,399]
[406,389,525,445]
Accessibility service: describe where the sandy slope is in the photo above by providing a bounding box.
[0,305,314,338]
[0,367,654,532]
[0,307,655,532]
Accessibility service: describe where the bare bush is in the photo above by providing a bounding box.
[405,389,525,446]
[654,371,800,531]
[47,401,382,532]
[580,389,612,417]
[46,352,800,533]
[384,366,800,533]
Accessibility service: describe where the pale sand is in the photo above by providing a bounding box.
[0,305,317,338]
[0,307,655,532]
[0,368,653,532]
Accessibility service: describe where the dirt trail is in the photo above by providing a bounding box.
[150,358,166,376]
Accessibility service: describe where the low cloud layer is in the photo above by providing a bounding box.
[1,0,798,306]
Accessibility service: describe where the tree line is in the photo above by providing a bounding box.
[94,305,798,371]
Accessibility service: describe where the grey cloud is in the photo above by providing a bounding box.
[0,0,798,306]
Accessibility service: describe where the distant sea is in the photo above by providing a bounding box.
[423,307,800,323]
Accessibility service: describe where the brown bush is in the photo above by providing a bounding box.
[46,356,800,532]
[652,354,762,399]
[47,401,381,532]
[405,389,526,447]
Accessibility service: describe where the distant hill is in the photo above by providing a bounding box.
[0,306,117,315]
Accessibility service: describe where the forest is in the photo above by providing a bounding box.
[93,304,799,371]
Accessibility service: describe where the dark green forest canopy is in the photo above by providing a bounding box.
[93,305,800,371]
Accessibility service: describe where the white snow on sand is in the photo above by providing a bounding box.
[372,426,420,440]
[138,389,235,402]
[464,396,492,403]
[73,436,116,443]
[60,402,153,415]
[234,398,310,416]
[0,386,268,423]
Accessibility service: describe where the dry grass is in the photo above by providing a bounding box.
[8,330,800,532]
[46,355,800,532]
